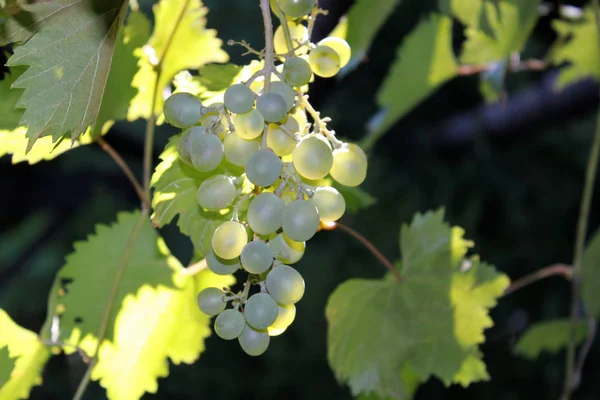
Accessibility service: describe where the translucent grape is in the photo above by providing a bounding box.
[266,117,298,157]
[238,324,270,356]
[163,92,202,128]
[200,112,228,137]
[283,56,312,87]
[266,265,305,304]
[274,22,308,55]
[269,304,296,330]
[247,193,284,235]
[197,287,226,316]
[196,175,236,211]
[282,200,320,242]
[215,309,245,340]
[190,132,224,172]
[268,233,305,264]
[279,0,315,18]
[330,146,368,187]
[269,81,296,111]
[244,293,278,330]
[212,221,248,260]
[256,92,288,123]
[310,186,346,223]
[292,135,333,180]
[232,109,264,139]
[177,128,194,165]
[240,241,273,274]
[245,149,282,187]
[223,133,259,167]
[318,37,351,68]
[206,249,240,275]
[309,45,341,78]
[224,84,255,114]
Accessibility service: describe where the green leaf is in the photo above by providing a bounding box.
[515,319,588,359]
[0,66,24,130]
[551,7,600,89]
[326,210,509,397]
[197,64,242,92]
[363,14,457,150]
[5,0,130,147]
[128,0,228,120]
[583,227,600,317]
[0,309,50,400]
[332,183,377,214]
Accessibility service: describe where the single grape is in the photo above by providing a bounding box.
[206,249,240,275]
[266,265,305,304]
[196,175,236,211]
[244,293,279,330]
[247,192,285,235]
[232,109,264,139]
[268,233,305,264]
[223,133,259,167]
[240,241,273,274]
[283,56,312,87]
[279,0,315,18]
[318,37,351,68]
[266,117,298,157]
[163,92,202,128]
[282,200,319,242]
[269,304,296,330]
[224,84,255,114]
[274,21,308,55]
[309,45,341,78]
[292,135,333,180]
[212,221,248,260]
[269,81,296,111]
[215,309,245,340]
[245,149,282,187]
[190,132,224,172]
[310,186,346,223]
[238,324,270,356]
[197,287,227,316]
[330,146,368,187]
[200,112,228,137]
[256,92,288,123]
[177,128,194,165]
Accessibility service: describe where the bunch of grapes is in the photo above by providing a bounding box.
[162,0,367,356]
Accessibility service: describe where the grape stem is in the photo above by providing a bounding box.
[182,258,208,276]
[271,0,296,55]
[260,0,275,92]
[227,39,264,57]
[502,263,572,296]
[298,94,343,148]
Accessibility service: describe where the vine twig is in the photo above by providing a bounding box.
[572,315,597,390]
[502,264,572,296]
[259,0,275,91]
[182,258,207,276]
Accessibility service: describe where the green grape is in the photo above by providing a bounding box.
[190,131,224,172]
[282,199,320,241]
[292,135,333,180]
[224,84,255,114]
[215,309,245,340]
[266,265,305,304]
[247,193,284,235]
[268,233,305,264]
[318,37,351,68]
[200,112,228,137]
[197,287,227,316]
[206,249,240,275]
[279,0,315,18]
[256,92,288,123]
[238,324,270,356]
[269,304,296,330]
[240,241,273,274]
[177,128,194,165]
[266,117,298,157]
[196,175,236,211]
[274,21,308,55]
[269,81,296,111]
[244,293,279,330]
[232,109,264,139]
[310,186,346,223]
[223,133,259,167]
[245,149,282,187]
[330,145,368,187]
[283,56,312,87]
[309,45,341,78]
[212,221,248,260]
[163,92,202,128]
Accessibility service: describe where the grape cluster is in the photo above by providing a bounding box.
[163,0,367,356]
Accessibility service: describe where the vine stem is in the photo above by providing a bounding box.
[562,1,600,397]
[97,137,149,208]
[182,258,207,276]
[502,264,572,296]
[324,222,401,283]
[259,0,275,91]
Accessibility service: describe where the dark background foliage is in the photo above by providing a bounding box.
[1,0,599,399]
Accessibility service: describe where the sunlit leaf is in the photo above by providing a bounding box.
[583,227,600,317]
[515,319,588,359]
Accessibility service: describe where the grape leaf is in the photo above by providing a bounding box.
[196,64,242,92]
[332,182,376,213]
[363,14,457,149]
[4,0,130,147]
[0,309,50,400]
[127,0,228,120]
[0,66,24,130]
[326,210,509,397]
[551,7,600,89]
[515,319,588,359]
[583,227,600,317]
